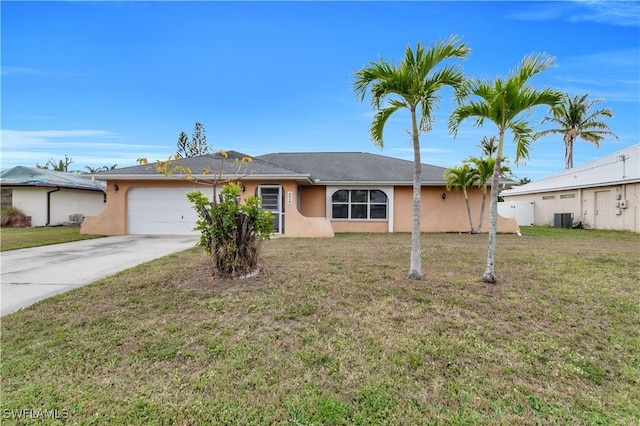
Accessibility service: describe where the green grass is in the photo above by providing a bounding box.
[1,229,639,424]
[0,226,105,251]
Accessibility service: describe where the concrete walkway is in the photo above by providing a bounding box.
[1,235,199,316]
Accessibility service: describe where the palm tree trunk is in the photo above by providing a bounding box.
[564,134,574,169]
[464,190,474,233]
[483,134,504,283]
[409,108,423,279]
[476,190,487,233]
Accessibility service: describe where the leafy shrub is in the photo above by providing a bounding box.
[0,206,26,227]
[187,183,273,278]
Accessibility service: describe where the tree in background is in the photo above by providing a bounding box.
[445,164,477,233]
[467,156,511,233]
[85,164,117,173]
[176,131,190,158]
[535,93,618,169]
[36,155,74,172]
[176,122,211,158]
[479,135,498,158]
[354,36,470,280]
[449,53,562,283]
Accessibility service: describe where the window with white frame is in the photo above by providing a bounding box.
[331,189,388,219]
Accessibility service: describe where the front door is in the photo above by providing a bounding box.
[258,185,284,234]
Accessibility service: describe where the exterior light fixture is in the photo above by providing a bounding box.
[114,184,119,192]
[441,192,446,201]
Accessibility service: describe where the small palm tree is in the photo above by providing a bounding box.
[445,164,477,233]
[354,36,470,279]
[467,156,512,233]
[449,53,562,283]
[478,135,498,158]
[535,93,618,169]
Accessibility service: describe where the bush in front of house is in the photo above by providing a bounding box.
[187,183,273,279]
[0,206,28,227]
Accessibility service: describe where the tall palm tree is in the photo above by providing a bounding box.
[445,164,477,233]
[535,93,618,169]
[354,36,470,279]
[449,53,562,283]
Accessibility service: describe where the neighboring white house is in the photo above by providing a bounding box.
[0,166,106,227]
[501,144,640,232]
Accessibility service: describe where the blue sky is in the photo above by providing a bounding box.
[1,1,638,180]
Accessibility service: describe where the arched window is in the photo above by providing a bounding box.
[331,189,388,219]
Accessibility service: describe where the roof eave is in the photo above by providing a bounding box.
[503,178,640,196]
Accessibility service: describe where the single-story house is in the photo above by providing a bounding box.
[0,166,107,227]
[81,151,519,237]
[501,144,640,232]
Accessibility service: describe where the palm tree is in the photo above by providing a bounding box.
[445,164,477,233]
[535,93,618,169]
[354,36,470,279]
[467,156,512,233]
[449,53,562,283]
[478,135,498,158]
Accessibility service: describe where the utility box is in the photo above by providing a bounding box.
[554,213,573,229]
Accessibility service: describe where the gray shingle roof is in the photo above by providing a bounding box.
[503,144,639,196]
[96,151,303,178]
[0,166,105,191]
[91,150,516,187]
[256,152,448,184]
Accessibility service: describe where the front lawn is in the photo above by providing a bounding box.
[0,226,104,251]
[1,229,639,424]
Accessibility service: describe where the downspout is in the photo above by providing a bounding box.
[46,187,61,226]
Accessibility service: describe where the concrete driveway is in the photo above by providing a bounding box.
[1,235,199,316]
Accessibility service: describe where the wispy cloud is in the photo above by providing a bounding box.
[507,1,640,27]
[0,129,172,171]
[552,49,640,102]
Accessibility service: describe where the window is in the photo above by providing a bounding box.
[1,189,12,208]
[331,189,387,219]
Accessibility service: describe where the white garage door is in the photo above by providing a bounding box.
[128,187,214,235]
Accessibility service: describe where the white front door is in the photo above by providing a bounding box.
[258,185,283,234]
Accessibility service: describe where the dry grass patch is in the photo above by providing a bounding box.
[1,229,639,424]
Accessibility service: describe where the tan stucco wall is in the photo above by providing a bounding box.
[11,187,105,227]
[331,220,389,233]
[393,186,519,233]
[83,179,335,237]
[82,178,518,236]
[243,180,334,237]
[503,182,640,232]
[299,186,326,217]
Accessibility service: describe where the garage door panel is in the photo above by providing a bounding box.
[128,187,214,235]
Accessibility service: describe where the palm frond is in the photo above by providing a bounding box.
[370,103,405,147]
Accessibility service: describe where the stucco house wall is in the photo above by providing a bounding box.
[504,183,640,232]
[10,187,105,227]
[81,151,519,237]
[502,144,639,232]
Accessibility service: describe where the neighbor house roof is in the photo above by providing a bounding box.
[0,166,106,192]
[93,150,516,187]
[503,144,640,196]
